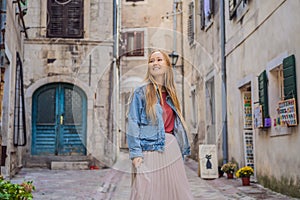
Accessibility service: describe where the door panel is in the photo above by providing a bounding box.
[58,85,86,155]
[32,83,86,156]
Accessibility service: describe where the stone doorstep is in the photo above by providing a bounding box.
[51,161,89,170]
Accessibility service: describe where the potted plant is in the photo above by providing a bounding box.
[0,175,35,199]
[221,162,237,179]
[235,166,254,186]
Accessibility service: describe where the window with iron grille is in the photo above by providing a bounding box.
[47,0,84,38]
[121,31,144,57]
[187,2,194,45]
[200,0,213,30]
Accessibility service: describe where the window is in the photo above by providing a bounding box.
[121,31,144,57]
[187,2,194,45]
[200,0,213,30]
[229,0,249,21]
[47,0,84,38]
[268,54,298,132]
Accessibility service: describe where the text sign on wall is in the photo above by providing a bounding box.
[253,105,263,128]
[278,98,298,126]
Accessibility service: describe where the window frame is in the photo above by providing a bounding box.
[121,30,145,57]
[200,0,213,30]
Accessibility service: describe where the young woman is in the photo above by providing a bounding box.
[127,50,193,199]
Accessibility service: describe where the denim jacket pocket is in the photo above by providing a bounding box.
[140,125,158,141]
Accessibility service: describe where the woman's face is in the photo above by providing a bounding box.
[148,51,168,79]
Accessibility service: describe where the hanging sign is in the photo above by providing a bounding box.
[253,105,263,128]
[278,98,298,126]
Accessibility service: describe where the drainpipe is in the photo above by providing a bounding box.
[220,0,228,164]
[112,0,119,160]
[173,0,178,52]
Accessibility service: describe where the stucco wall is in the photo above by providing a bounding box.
[226,0,300,197]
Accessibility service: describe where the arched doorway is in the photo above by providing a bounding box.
[32,83,87,156]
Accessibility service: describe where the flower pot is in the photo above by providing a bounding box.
[241,177,250,186]
[226,173,234,179]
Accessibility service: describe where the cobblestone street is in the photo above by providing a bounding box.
[10,151,297,200]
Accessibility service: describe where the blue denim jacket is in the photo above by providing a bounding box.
[126,84,191,159]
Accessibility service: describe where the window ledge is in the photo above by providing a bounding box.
[204,21,213,32]
[270,126,293,137]
[24,38,114,46]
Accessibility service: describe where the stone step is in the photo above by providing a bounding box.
[51,161,89,170]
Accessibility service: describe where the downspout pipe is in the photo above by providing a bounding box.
[220,0,228,164]
[173,0,177,52]
[112,0,118,160]
[113,0,117,58]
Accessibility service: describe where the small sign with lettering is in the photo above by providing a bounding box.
[253,105,263,128]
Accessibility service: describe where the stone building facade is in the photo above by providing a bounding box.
[182,0,224,163]
[185,0,300,198]
[0,0,29,178]
[1,0,118,177]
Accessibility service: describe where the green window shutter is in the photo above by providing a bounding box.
[283,55,297,100]
[258,70,269,118]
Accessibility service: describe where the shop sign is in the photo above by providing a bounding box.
[278,98,298,126]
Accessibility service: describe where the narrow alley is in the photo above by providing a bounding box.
[11,151,296,200]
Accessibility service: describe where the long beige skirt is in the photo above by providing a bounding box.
[130,133,193,200]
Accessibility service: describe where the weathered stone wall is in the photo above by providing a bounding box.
[20,0,116,168]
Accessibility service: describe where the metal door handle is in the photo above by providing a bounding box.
[60,115,64,125]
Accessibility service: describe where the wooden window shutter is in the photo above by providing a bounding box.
[200,0,205,30]
[47,0,83,38]
[229,0,236,20]
[209,0,214,16]
[258,70,269,118]
[120,32,127,57]
[135,32,144,56]
[66,0,83,37]
[283,54,297,100]
[47,1,64,37]
[188,2,194,45]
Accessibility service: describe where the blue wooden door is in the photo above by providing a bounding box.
[32,83,87,156]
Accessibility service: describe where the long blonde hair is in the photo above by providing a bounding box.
[144,50,185,127]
